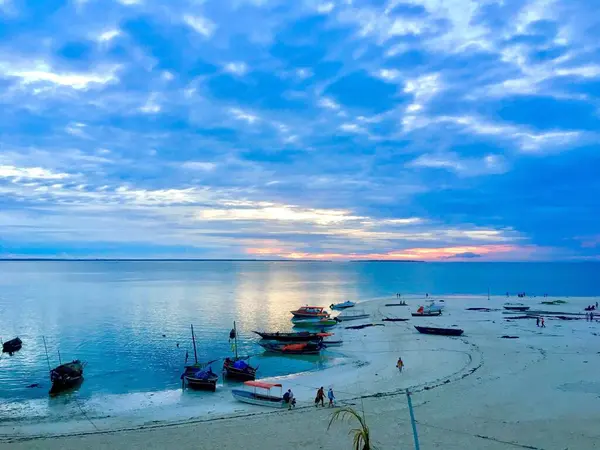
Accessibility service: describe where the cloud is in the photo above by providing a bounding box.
[0,165,70,180]
[224,62,248,76]
[2,62,118,89]
[183,15,217,38]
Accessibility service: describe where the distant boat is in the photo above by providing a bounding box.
[223,321,257,381]
[335,310,370,322]
[259,342,324,355]
[252,331,332,342]
[330,301,356,310]
[181,325,218,391]
[43,337,84,396]
[322,339,343,347]
[2,337,22,355]
[412,306,442,317]
[504,303,530,311]
[414,326,464,337]
[292,318,338,329]
[232,381,286,408]
[290,306,329,318]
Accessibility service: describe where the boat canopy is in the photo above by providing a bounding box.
[244,381,282,389]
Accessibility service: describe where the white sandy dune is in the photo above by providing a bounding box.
[1,294,599,449]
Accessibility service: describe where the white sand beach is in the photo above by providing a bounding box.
[2,294,599,449]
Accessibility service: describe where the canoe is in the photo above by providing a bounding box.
[330,301,356,310]
[414,326,464,336]
[50,360,85,396]
[2,337,22,355]
[259,342,324,354]
[232,381,285,408]
[182,364,218,391]
[252,331,331,342]
[411,311,442,317]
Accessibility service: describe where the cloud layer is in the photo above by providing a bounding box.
[1,0,599,260]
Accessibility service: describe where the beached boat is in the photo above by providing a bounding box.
[292,318,338,329]
[504,303,530,311]
[259,342,324,355]
[426,300,444,312]
[223,322,257,381]
[232,381,286,408]
[414,326,464,336]
[290,306,329,318]
[335,310,370,322]
[253,331,332,342]
[330,301,356,310]
[291,315,331,323]
[49,360,85,395]
[322,339,343,347]
[411,311,442,317]
[181,325,218,391]
[2,337,22,355]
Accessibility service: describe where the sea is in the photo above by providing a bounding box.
[1,261,599,422]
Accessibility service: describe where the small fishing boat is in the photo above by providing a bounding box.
[232,381,285,408]
[181,325,218,391]
[292,318,338,329]
[504,303,530,312]
[2,337,22,355]
[426,300,444,313]
[322,339,343,347]
[259,342,324,355]
[414,326,464,336]
[290,306,329,318]
[382,317,410,322]
[335,310,370,322]
[253,331,332,342]
[223,322,257,381]
[330,301,356,310]
[411,305,442,317]
[49,360,85,395]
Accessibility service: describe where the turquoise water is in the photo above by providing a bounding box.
[1,261,599,418]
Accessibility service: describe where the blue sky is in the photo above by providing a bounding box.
[0,0,599,260]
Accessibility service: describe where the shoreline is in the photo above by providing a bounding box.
[2,294,600,448]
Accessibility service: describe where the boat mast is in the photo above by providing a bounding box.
[234,321,238,360]
[190,324,198,365]
[42,336,52,375]
[57,349,62,365]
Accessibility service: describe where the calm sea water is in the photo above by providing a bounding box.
[1,261,599,419]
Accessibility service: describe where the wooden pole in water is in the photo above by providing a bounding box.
[233,321,238,360]
[191,324,198,365]
[42,336,52,375]
[406,389,420,450]
[57,349,62,365]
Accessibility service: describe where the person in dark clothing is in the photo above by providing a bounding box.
[315,387,325,407]
[536,317,540,327]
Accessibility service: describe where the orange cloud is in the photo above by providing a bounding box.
[246,244,520,261]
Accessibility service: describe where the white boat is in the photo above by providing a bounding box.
[330,301,356,310]
[426,300,444,313]
[335,309,370,322]
[232,381,286,408]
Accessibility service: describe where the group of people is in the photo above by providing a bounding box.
[536,317,546,328]
[282,386,336,410]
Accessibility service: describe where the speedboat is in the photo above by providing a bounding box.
[411,306,442,317]
[293,318,338,328]
[232,381,286,408]
[330,301,356,310]
[335,309,369,322]
[290,306,329,318]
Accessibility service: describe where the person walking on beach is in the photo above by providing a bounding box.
[397,357,404,373]
[283,389,295,410]
[315,387,325,407]
[536,317,540,327]
[327,388,335,407]
[541,317,546,328]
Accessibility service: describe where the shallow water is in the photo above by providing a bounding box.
[1,261,598,421]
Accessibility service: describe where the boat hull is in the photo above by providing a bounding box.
[2,337,22,355]
[223,359,257,381]
[335,314,370,322]
[185,376,218,391]
[414,326,464,336]
[411,311,442,317]
[504,306,530,311]
[232,389,285,408]
[253,331,329,342]
[330,302,355,310]
[260,342,324,354]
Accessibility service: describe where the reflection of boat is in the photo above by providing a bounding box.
[335,310,369,322]
[412,306,442,317]
[293,318,338,328]
[290,306,329,318]
[181,325,218,391]
[259,342,324,354]
[2,337,22,355]
[232,381,285,408]
[223,322,257,381]
[330,301,356,310]
[504,303,530,311]
[414,326,464,336]
[253,331,332,342]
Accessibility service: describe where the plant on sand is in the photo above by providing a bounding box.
[328,406,374,450]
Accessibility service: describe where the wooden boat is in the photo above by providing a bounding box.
[259,342,324,355]
[414,326,464,336]
[43,337,84,396]
[223,321,257,381]
[181,325,218,391]
[330,301,356,310]
[2,337,22,355]
[335,310,369,322]
[290,306,329,318]
[253,331,332,342]
[292,318,338,329]
[232,381,285,408]
[504,303,530,311]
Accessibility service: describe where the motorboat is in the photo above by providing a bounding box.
[291,316,331,323]
[232,381,286,408]
[290,306,329,318]
[259,342,324,354]
[411,306,442,317]
[504,303,530,311]
[2,337,22,355]
[252,331,332,342]
[330,301,356,310]
[292,318,338,329]
[414,326,464,336]
[335,310,370,322]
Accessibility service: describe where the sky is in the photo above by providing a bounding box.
[0,0,599,261]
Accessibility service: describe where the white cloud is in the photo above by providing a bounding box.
[377,69,401,81]
[0,165,70,180]
[65,122,89,138]
[116,0,141,5]
[318,97,340,110]
[97,29,121,42]
[230,107,260,124]
[3,62,118,89]
[224,62,248,76]
[184,14,217,38]
[407,152,508,176]
[181,161,217,171]
[339,123,366,134]
[139,94,161,114]
[316,2,335,14]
